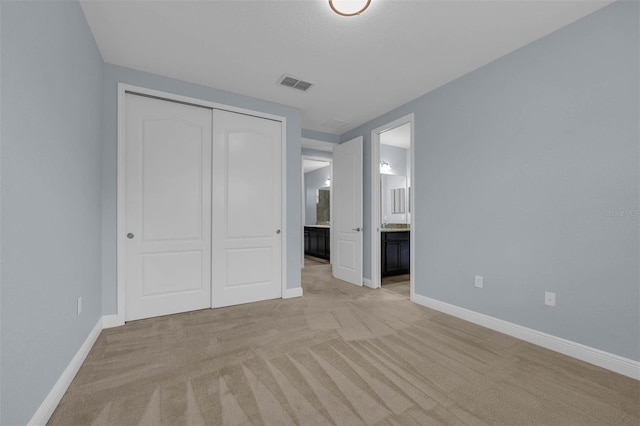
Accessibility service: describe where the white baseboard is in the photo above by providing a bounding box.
[411,294,640,380]
[28,317,103,426]
[102,314,124,329]
[283,287,303,299]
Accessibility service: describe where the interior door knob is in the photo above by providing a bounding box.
[276,229,281,234]
[352,227,362,232]
[127,233,134,239]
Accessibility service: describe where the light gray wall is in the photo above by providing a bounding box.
[301,148,332,160]
[301,130,338,161]
[302,129,340,144]
[101,64,303,313]
[0,4,4,424]
[340,1,639,360]
[305,165,331,225]
[380,144,408,177]
[0,1,104,424]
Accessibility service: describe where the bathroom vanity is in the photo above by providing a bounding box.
[304,225,330,260]
[381,229,410,277]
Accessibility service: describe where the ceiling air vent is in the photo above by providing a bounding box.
[278,74,313,92]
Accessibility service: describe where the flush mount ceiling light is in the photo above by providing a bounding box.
[329,0,371,17]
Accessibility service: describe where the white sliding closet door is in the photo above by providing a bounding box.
[124,94,212,321]
[211,110,283,308]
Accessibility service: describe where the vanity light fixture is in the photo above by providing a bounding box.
[329,0,371,17]
[380,161,392,173]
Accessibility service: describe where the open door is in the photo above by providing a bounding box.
[332,137,363,285]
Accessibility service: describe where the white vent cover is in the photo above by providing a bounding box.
[278,74,313,91]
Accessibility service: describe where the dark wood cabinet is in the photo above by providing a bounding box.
[304,226,330,260]
[381,231,410,277]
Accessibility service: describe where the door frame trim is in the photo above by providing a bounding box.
[370,114,415,294]
[116,83,288,325]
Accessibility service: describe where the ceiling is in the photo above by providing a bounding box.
[303,159,331,173]
[80,0,612,135]
[380,122,411,149]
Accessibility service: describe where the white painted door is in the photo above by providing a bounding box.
[124,94,212,321]
[332,137,363,285]
[211,110,283,307]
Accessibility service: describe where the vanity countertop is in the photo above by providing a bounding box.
[305,225,331,228]
[381,228,410,233]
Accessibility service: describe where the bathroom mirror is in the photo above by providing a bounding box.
[316,188,330,224]
[381,174,408,224]
[303,160,331,225]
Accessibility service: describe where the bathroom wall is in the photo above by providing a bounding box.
[380,144,408,176]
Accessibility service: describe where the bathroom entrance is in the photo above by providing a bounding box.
[370,115,414,297]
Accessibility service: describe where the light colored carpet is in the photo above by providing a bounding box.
[50,264,639,425]
[382,281,410,298]
[381,274,410,286]
[382,274,410,297]
[304,255,329,267]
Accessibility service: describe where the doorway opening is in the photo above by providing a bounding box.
[370,114,415,299]
[302,156,332,268]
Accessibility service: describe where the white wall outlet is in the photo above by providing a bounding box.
[77,296,82,315]
[544,291,556,307]
[474,275,483,288]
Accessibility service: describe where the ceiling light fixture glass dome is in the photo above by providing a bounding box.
[329,0,371,17]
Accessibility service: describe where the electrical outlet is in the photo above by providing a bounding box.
[544,291,556,307]
[77,297,82,315]
[474,275,483,288]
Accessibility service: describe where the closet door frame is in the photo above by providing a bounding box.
[113,83,287,326]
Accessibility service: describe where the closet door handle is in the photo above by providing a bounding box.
[127,233,135,239]
[276,229,281,234]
